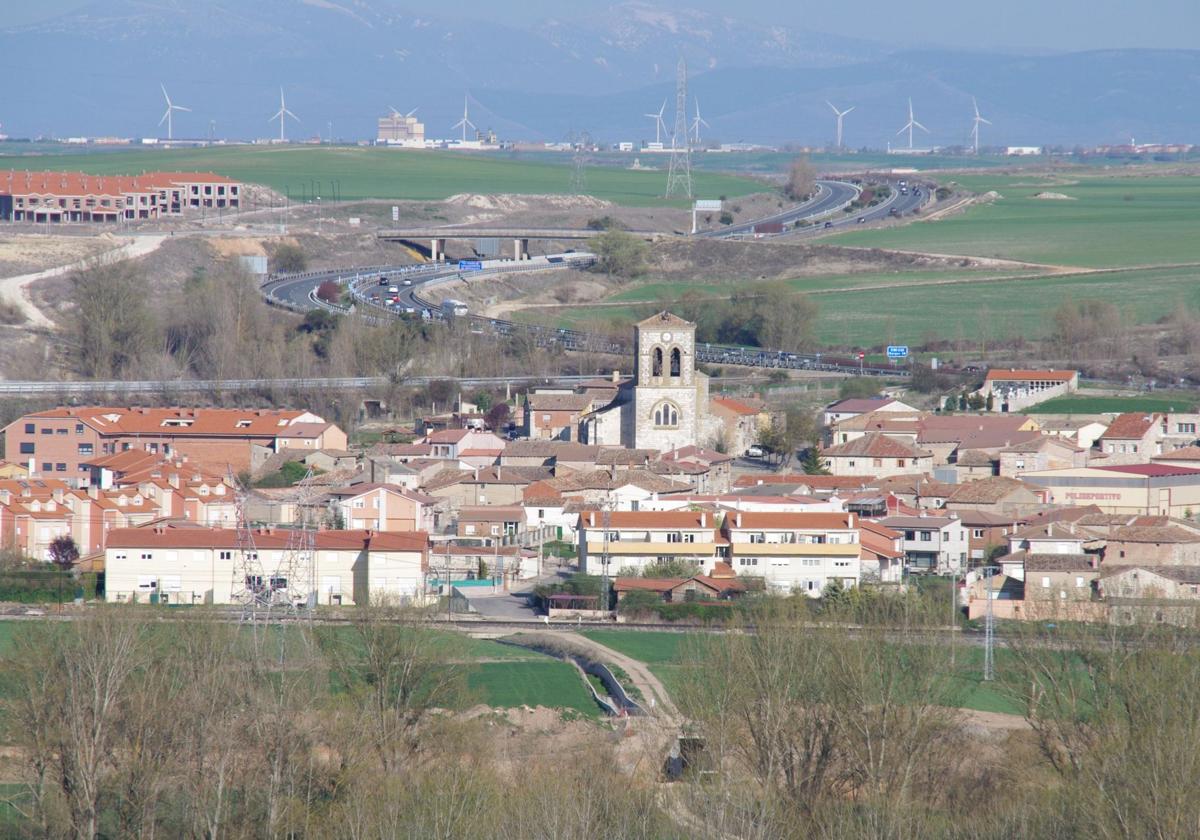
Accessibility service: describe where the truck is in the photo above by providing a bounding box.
[752,221,785,237]
[441,298,469,318]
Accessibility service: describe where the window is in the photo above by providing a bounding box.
[1075,576,1085,588]
[873,458,883,467]
[19,442,34,455]
[55,428,66,435]
[605,531,620,542]
[652,402,680,428]
[270,577,288,591]
[666,532,682,543]
[137,576,157,590]
[41,463,51,473]
[972,529,985,539]
[23,423,33,434]
[848,460,856,468]
[219,551,233,560]
[905,530,915,540]
[920,531,932,542]
[140,552,153,561]
[39,428,52,435]
[670,347,681,377]
[897,459,906,468]
[55,463,66,472]
[652,346,663,377]
[683,533,696,543]
[1178,423,1196,434]
[75,423,84,435]
[78,444,93,455]
[1041,576,1050,588]
[749,533,767,544]
[353,499,365,509]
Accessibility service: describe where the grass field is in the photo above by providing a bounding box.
[0,145,761,206]
[1027,394,1200,414]
[467,660,599,716]
[829,174,1200,269]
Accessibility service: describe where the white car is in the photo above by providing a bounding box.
[388,285,399,293]
[746,445,766,458]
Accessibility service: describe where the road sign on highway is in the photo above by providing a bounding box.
[694,199,722,211]
[887,345,909,359]
[391,206,399,222]
[458,260,483,271]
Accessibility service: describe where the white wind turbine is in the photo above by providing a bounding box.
[644,99,667,144]
[827,101,854,149]
[270,87,299,142]
[970,96,992,154]
[389,105,419,118]
[690,97,710,145]
[452,95,476,142]
[159,84,191,142]
[896,97,929,150]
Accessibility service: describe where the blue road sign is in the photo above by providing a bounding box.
[886,345,909,359]
[458,260,483,271]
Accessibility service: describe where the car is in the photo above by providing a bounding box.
[856,216,866,224]
[378,277,388,285]
[388,285,399,293]
[824,220,834,229]
[403,279,412,286]
[746,446,766,458]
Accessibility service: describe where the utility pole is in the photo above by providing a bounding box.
[983,567,995,681]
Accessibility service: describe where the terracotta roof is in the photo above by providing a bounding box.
[1101,412,1161,441]
[711,396,760,416]
[822,433,931,459]
[578,509,718,529]
[873,474,956,498]
[827,397,896,414]
[502,441,600,460]
[946,477,1037,504]
[984,369,1077,382]
[548,468,690,494]
[860,525,904,560]
[0,169,238,200]
[1153,446,1200,462]
[1096,463,1200,478]
[8,406,323,439]
[526,393,594,412]
[955,449,996,467]
[1012,551,1096,572]
[426,429,470,443]
[105,526,426,552]
[1099,565,1200,584]
[457,506,525,522]
[595,448,657,466]
[659,445,734,465]
[1108,525,1200,544]
[735,475,872,489]
[726,511,853,530]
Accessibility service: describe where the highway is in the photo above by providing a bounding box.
[260,178,931,378]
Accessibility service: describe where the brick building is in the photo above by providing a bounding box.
[0,170,242,223]
[3,406,346,483]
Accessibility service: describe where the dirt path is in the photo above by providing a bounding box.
[0,233,167,328]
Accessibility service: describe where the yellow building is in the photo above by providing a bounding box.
[1020,464,1200,518]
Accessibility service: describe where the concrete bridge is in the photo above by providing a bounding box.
[376,226,664,260]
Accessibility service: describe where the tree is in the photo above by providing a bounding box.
[471,391,493,412]
[272,242,307,274]
[485,402,511,431]
[641,558,701,578]
[719,211,734,225]
[47,536,79,571]
[315,279,341,304]
[589,230,649,278]
[784,155,816,201]
[802,447,830,475]
[71,260,160,379]
[985,391,995,411]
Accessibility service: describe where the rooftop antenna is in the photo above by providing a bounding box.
[269,87,299,142]
[970,96,992,155]
[690,97,710,146]
[664,56,693,199]
[644,99,667,145]
[895,97,929,150]
[158,83,190,142]
[452,94,476,142]
[827,100,854,149]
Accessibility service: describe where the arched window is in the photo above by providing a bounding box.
[652,401,680,428]
[670,347,682,377]
[652,346,663,377]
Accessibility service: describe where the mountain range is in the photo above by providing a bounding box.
[1,0,1197,147]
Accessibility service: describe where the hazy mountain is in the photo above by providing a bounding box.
[0,0,1197,146]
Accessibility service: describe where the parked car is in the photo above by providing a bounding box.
[746,445,766,458]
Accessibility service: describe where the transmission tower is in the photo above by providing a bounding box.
[273,467,319,614]
[569,130,590,194]
[229,468,268,624]
[664,56,693,199]
[598,501,613,614]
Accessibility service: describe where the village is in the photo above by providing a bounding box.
[0,310,1193,627]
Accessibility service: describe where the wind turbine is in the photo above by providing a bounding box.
[690,97,710,145]
[389,105,419,118]
[452,95,476,142]
[644,99,667,144]
[896,97,929,150]
[158,84,190,142]
[827,101,854,149]
[269,87,299,142]
[970,96,992,154]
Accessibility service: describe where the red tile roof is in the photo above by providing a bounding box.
[105,526,426,552]
[822,433,931,459]
[726,511,853,530]
[1100,412,1160,441]
[711,396,760,416]
[1096,463,1200,478]
[9,406,321,438]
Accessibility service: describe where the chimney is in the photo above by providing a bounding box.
[589,511,596,528]
[736,512,742,528]
[700,511,707,527]
[848,512,855,528]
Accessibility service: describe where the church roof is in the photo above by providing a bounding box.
[637,311,693,328]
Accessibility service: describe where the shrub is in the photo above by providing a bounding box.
[273,243,307,273]
[315,280,341,303]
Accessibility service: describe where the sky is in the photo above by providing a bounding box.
[9,0,1199,52]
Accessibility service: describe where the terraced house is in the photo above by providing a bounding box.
[3,406,347,481]
[0,169,241,223]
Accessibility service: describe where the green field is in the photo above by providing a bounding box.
[1027,394,1200,414]
[829,174,1200,268]
[0,145,761,206]
[467,660,599,716]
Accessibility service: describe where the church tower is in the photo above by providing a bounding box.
[628,311,701,451]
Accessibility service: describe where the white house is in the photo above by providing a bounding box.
[723,510,861,596]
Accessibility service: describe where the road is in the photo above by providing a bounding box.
[704,179,860,238]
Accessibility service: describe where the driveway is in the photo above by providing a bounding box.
[457,586,540,621]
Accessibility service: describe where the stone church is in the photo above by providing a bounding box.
[583,312,716,451]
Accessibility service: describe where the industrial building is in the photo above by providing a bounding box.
[377,110,425,145]
[0,169,242,223]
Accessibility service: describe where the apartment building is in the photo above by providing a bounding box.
[327,484,436,532]
[103,525,428,606]
[0,169,241,223]
[3,406,347,481]
[577,509,726,576]
[723,511,861,595]
[876,513,968,573]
